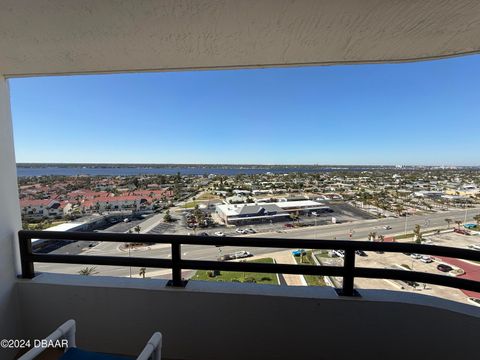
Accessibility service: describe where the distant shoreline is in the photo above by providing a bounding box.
[16,163,478,169]
[16,163,479,177]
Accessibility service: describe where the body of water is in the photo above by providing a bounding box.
[16,166,369,177]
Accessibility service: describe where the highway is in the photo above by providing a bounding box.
[35,207,480,278]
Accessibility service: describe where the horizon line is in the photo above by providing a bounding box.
[15,162,480,168]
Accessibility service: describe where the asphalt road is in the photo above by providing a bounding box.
[35,207,480,278]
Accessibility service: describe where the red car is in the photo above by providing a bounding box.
[284,223,294,228]
[454,228,470,235]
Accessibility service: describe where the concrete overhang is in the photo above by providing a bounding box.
[1,0,480,77]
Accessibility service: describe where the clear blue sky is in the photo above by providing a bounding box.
[9,55,480,166]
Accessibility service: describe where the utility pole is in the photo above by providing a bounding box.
[128,246,132,278]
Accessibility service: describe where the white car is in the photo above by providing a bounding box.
[383,225,392,230]
[420,256,433,263]
[410,253,422,259]
[333,250,345,258]
[214,231,225,237]
[468,244,480,251]
[236,228,248,234]
[233,251,252,259]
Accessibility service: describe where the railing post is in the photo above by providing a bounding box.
[339,249,357,296]
[167,241,187,287]
[18,231,35,279]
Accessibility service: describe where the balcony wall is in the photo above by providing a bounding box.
[0,76,22,359]
[16,273,480,360]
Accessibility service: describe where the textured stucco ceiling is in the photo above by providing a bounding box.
[1,0,480,77]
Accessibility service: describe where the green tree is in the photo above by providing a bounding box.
[163,209,172,223]
[134,225,141,234]
[473,215,480,227]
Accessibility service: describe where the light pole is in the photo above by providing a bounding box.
[464,201,468,224]
[404,213,408,235]
[128,246,132,278]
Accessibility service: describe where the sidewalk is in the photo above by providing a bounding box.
[270,251,307,286]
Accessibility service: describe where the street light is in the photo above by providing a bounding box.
[404,212,408,235]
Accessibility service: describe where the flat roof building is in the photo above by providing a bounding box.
[216,203,289,225]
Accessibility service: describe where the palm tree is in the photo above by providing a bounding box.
[134,225,141,234]
[78,266,98,276]
[139,267,146,278]
[413,224,422,244]
[473,215,480,227]
[445,218,452,229]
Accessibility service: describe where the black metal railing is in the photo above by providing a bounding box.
[18,230,480,297]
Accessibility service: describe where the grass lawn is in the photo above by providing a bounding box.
[196,192,220,200]
[191,258,279,285]
[183,201,198,208]
[293,251,326,286]
[394,233,414,240]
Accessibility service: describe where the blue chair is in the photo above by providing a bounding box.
[18,320,162,360]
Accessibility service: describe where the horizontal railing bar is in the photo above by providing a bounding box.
[29,254,344,276]
[355,267,480,293]
[19,230,480,262]
[31,254,173,268]
[180,260,345,277]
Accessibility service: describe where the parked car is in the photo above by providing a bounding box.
[236,228,248,234]
[214,231,225,237]
[355,250,368,257]
[218,254,235,261]
[437,264,453,272]
[405,280,419,288]
[284,223,294,228]
[454,228,470,235]
[468,244,480,251]
[420,256,433,263]
[410,253,422,259]
[292,249,307,257]
[333,250,345,258]
[311,211,318,217]
[198,232,209,237]
[245,228,256,234]
[123,218,130,223]
[383,225,392,230]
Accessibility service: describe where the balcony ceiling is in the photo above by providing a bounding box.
[1,0,480,77]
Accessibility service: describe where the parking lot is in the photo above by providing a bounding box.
[314,231,480,304]
[176,201,376,237]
